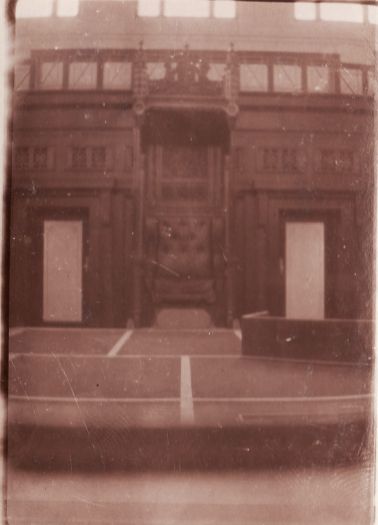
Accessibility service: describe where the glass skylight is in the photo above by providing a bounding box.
[137,0,160,17]
[164,0,210,18]
[57,0,79,17]
[294,2,317,20]
[368,5,378,24]
[319,2,364,23]
[16,0,53,18]
[213,0,236,18]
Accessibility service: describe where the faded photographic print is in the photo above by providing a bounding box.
[5,1,376,524]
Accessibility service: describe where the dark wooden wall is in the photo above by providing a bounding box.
[230,99,373,321]
[9,91,374,326]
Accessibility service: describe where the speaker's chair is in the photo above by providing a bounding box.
[145,216,224,305]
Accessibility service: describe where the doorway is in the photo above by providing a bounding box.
[141,110,230,324]
[43,220,83,322]
[285,221,325,319]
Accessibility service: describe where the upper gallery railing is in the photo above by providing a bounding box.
[14,44,374,99]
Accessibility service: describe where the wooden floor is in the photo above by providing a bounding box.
[8,327,372,430]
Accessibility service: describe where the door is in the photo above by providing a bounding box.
[43,220,83,322]
[285,221,325,319]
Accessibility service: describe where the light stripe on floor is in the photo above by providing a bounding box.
[9,393,371,403]
[9,327,26,337]
[107,330,133,357]
[180,356,194,424]
[10,395,179,403]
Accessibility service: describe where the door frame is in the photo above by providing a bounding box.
[140,111,230,326]
[284,220,325,319]
[279,209,340,319]
[28,207,89,326]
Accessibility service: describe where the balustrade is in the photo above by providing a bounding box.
[14,47,374,99]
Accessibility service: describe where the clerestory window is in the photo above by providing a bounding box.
[137,0,236,18]
[16,0,79,18]
[294,2,376,24]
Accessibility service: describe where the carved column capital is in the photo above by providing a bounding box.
[132,40,148,116]
[224,42,239,119]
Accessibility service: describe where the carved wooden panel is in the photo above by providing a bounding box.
[147,50,223,96]
[234,147,254,175]
[92,147,107,170]
[261,148,279,172]
[14,147,30,170]
[256,147,306,173]
[124,146,133,171]
[315,149,359,174]
[162,146,207,179]
[69,146,113,171]
[281,149,300,172]
[71,147,88,169]
[14,146,55,171]
[33,147,49,170]
[147,144,219,206]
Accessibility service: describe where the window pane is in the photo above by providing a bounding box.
[368,5,378,24]
[367,69,375,95]
[307,65,331,93]
[57,0,79,17]
[138,0,160,16]
[164,0,210,17]
[213,0,236,18]
[240,64,268,92]
[16,0,53,18]
[294,2,316,20]
[103,62,132,89]
[339,67,363,95]
[69,62,97,89]
[320,3,363,23]
[273,64,302,93]
[15,64,31,91]
[40,62,64,90]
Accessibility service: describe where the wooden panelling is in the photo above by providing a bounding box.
[14,146,55,171]
[9,69,373,326]
[9,194,30,326]
[229,187,366,321]
[12,126,135,190]
[9,190,136,327]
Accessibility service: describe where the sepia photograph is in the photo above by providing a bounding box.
[3,0,376,523]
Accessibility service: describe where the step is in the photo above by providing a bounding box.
[154,308,213,329]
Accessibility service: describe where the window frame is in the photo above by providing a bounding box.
[294,1,375,24]
[16,0,80,19]
[137,0,237,19]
